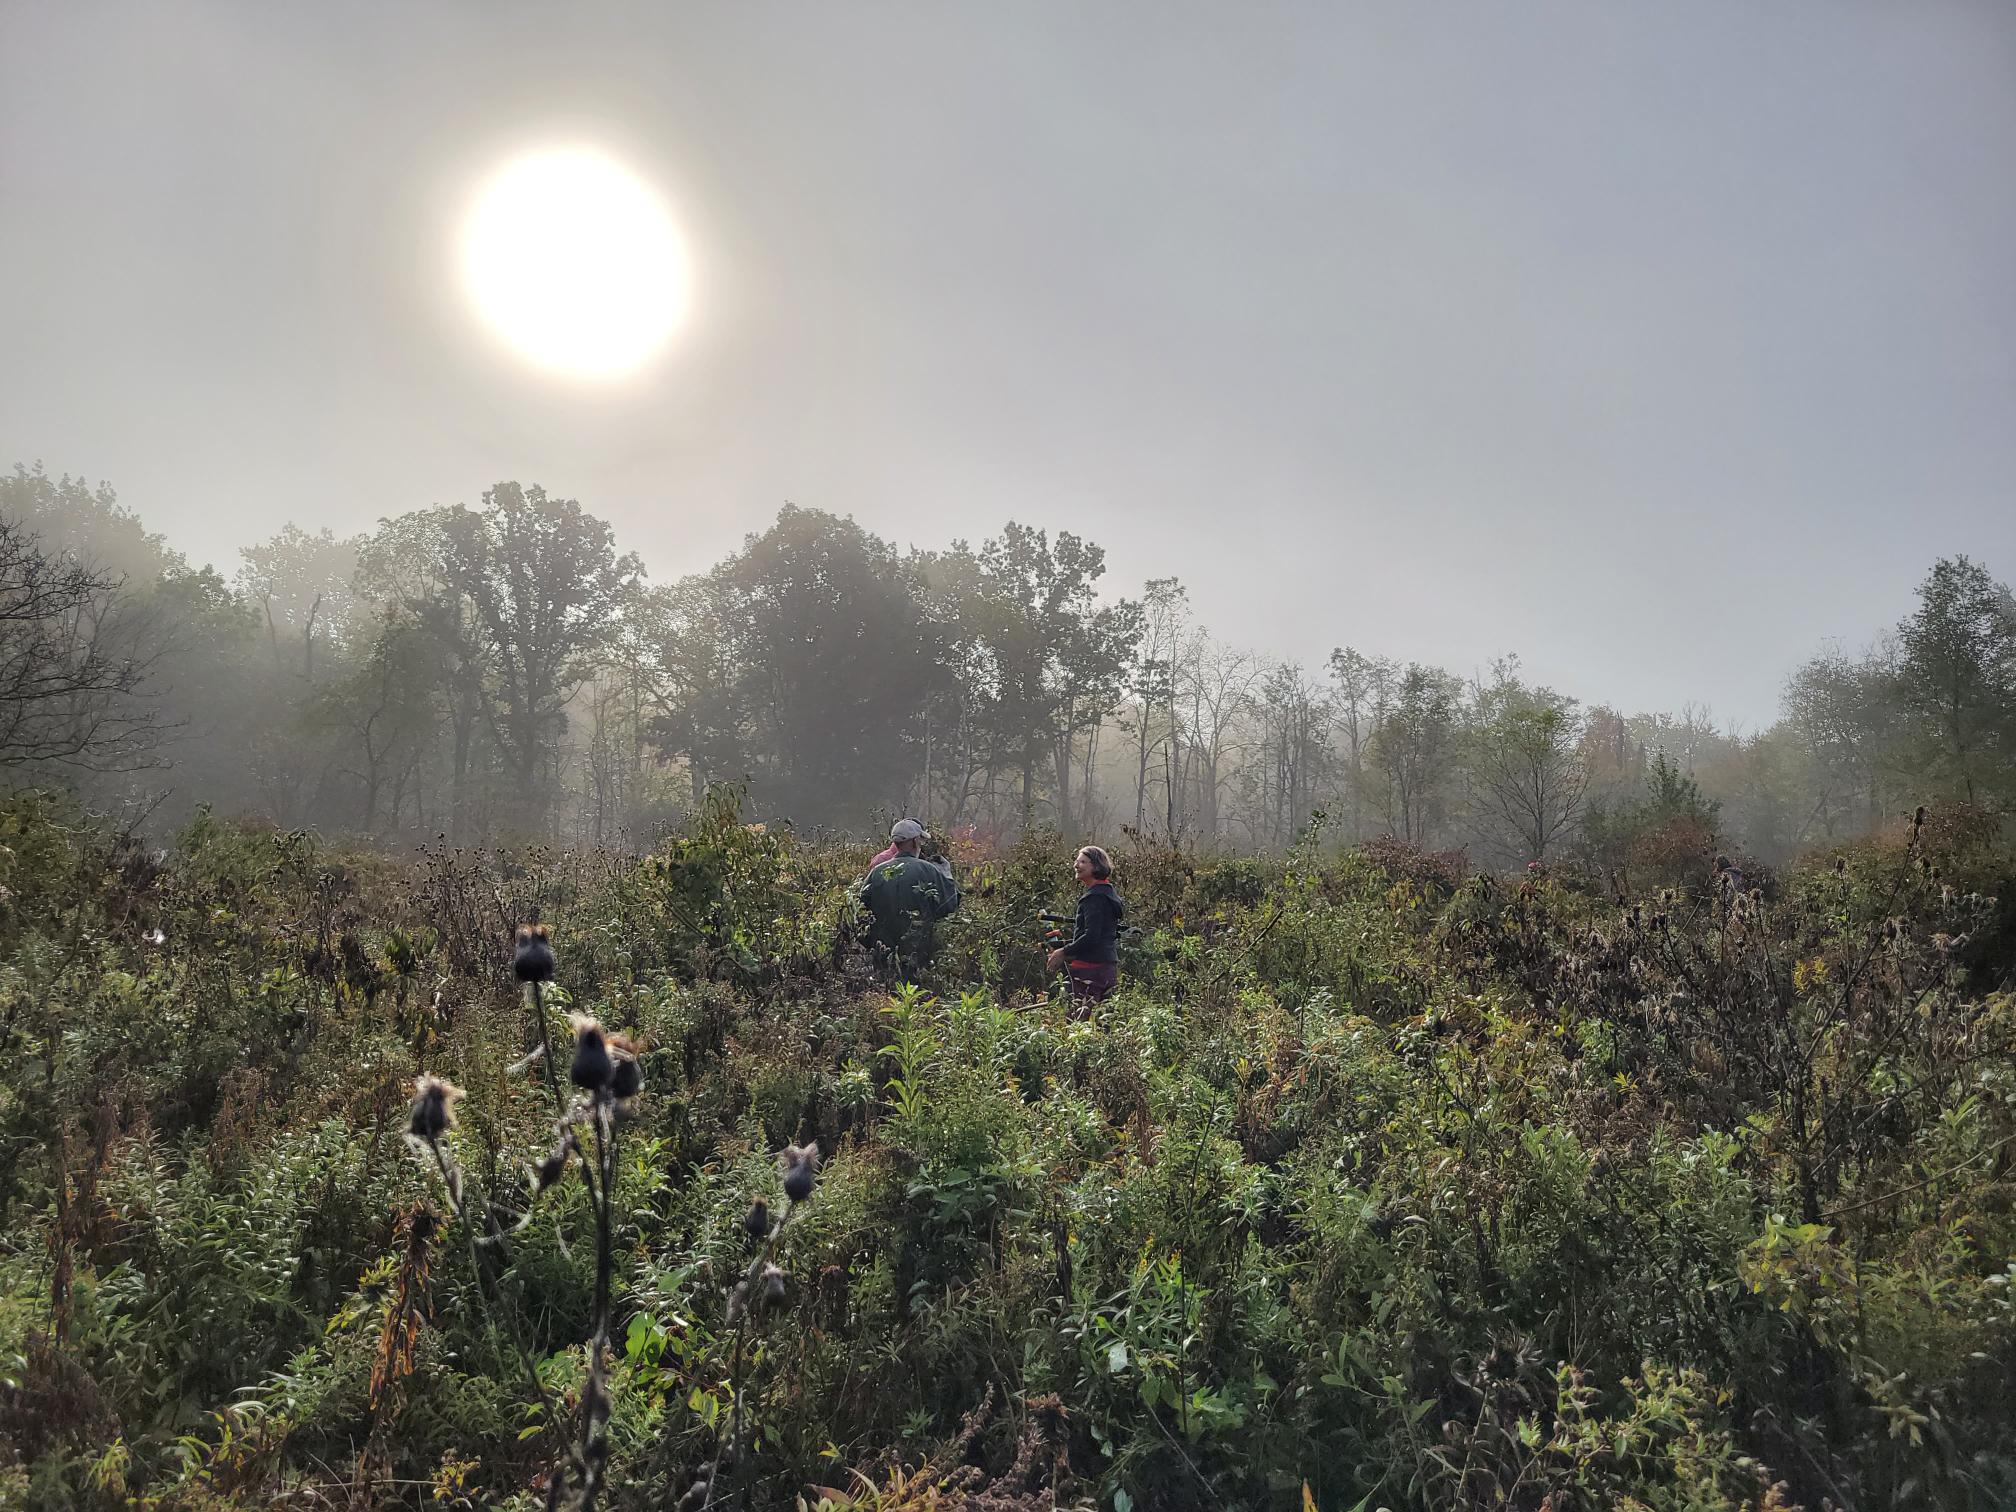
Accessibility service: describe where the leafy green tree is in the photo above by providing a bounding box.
[917,524,1138,832]
[655,506,950,826]
[237,524,363,682]
[360,485,640,834]
[1372,663,1461,846]
[310,612,442,831]
[1892,554,2016,807]
[437,484,640,819]
[0,463,179,581]
[1781,645,1900,838]
[1469,668,1587,864]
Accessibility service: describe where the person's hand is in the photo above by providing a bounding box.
[1046,948,1065,973]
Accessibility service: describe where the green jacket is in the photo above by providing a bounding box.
[858,854,959,954]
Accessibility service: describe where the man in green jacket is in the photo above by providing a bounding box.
[858,822,959,976]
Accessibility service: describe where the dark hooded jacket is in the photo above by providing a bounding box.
[1065,881,1125,965]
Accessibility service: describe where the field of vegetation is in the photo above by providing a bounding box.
[3,788,2012,1511]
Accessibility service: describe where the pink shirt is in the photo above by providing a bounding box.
[868,843,900,868]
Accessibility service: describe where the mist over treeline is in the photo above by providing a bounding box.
[5,459,2011,869]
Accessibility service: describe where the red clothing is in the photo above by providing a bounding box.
[868,843,900,868]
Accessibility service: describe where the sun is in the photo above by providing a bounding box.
[460,147,690,379]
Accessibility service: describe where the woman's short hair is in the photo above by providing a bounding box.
[1077,845,1113,880]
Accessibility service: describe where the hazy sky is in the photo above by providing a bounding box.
[4,2,2013,728]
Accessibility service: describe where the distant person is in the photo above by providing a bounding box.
[858,822,959,976]
[1047,845,1125,1005]
[869,818,927,870]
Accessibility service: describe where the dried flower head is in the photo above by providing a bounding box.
[407,1075,465,1141]
[607,1032,644,1101]
[569,1014,613,1093]
[532,1144,570,1192]
[513,923,555,983]
[743,1197,770,1243]
[760,1262,787,1310]
[779,1142,821,1203]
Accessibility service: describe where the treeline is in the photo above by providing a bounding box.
[3,460,2011,864]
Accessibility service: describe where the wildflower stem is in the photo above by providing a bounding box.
[530,979,565,1113]
[703,1198,801,1512]
[422,1135,577,1484]
[576,1098,619,1511]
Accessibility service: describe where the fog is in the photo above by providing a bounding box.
[6,2,2012,730]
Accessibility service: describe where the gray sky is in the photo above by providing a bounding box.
[4,2,2013,728]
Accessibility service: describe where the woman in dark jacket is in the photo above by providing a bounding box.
[1047,845,1125,1004]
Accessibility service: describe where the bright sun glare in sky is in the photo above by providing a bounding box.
[460,147,689,379]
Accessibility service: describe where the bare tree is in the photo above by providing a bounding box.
[1176,630,1257,846]
[0,516,160,773]
[1127,579,1187,833]
[1329,646,1395,842]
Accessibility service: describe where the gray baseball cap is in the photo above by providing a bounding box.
[889,818,925,842]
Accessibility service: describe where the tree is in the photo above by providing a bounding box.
[364,485,640,833]
[1469,668,1587,864]
[0,515,158,772]
[1176,631,1258,846]
[1243,661,1333,849]
[0,463,179,581]
[1581,750,1722,888]
[1329,646,1395,842]
[1781,644,1899,839]
[917,524,1138,833]
[669,506,950,826]
[237,524,363,682]
[312,612,442,832]
[1127,579,1187,834]
[1892,555,2016,807]
[1372,664,1460,846]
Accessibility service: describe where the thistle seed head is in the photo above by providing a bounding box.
[513,923,555,983]
[532,1144,570,1192]
[607,1032,644,1101]
[407,1075,464,1141]
[780,1142,821,1203]
[569,1014,613,1093]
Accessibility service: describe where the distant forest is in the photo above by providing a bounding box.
[4,461,2011,867]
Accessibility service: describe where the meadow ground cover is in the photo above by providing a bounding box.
[1,790,2012,1510]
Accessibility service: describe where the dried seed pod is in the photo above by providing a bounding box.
[532,1144,570,1192]
[779,1142,821,1203]
[569,1015,613,1093]
[407,1075,464,1140]
[513,923,555,983]
[609,1050,643,1101]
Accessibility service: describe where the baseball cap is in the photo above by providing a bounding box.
[889,819,925,842]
